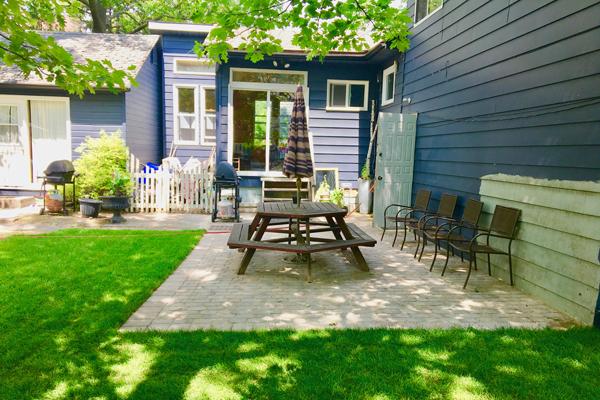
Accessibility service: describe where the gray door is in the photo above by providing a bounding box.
[373,113,417,228]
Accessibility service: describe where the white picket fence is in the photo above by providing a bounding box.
[127,153,214,213]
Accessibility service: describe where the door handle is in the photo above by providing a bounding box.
[377,176,383,181]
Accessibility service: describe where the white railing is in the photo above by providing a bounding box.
[128,152,214,214]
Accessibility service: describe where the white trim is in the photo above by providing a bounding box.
[173,84,200,145]
[227,68,310,176]
[414,0,444,27]
[326,79,369,111]
[199,85,216,146]
[381,62,396,106]
[148,21,213,34]
[173,57,216,76]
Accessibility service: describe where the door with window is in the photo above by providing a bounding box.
[229,69,307,175]
[0,97,29,186]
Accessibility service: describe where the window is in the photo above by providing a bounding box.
[174,85,198,144]
[231,70,306,85]
[200,87,216,145]
[326,80,369,111]
[381,63,396,106]
[174,58,214,75]
[415,0,443,24]
[0,105,19,143]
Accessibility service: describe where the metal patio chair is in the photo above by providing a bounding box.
[445,205,521,289]
[412,193,458,259]
[418,198,484,271]
[381,189,431,249]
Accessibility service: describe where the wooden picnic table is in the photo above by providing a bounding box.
[227,201,377,282]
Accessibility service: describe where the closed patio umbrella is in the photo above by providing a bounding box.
[283,85,313,205]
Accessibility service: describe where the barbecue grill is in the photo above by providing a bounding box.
[39,160,77,215]
[212,161,241,222]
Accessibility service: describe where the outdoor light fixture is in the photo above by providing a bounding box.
[272,60,278,66]
[284,63,290,68]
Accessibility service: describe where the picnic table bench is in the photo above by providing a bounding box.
[227,202,377,282]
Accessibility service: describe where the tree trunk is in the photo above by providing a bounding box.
[88,0,108,33]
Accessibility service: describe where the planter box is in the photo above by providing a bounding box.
[79,198,102,218]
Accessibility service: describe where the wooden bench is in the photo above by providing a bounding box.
[228,221,376,282]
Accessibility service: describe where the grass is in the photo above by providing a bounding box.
[0,229,598,400]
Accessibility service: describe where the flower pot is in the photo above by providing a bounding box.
[99,196,129,223]
[79,198,102,218]
[45,191,64,213]
[358,178,373,214]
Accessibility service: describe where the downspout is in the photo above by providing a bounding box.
[595,248,600,328]
[27,100,34,183]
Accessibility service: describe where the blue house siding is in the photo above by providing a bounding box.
[124,48,162,164]
[216,56,380,189]
[70,93,126,153]
[161,34,215,162]
[397,0,600,213]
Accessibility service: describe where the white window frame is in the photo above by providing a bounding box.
[227,67,311,177]
[173,57,215,76]
[173,84,199,145]
[200,86,216,146]
[381,63,396,106]
[326,80,369,112]
[414,0,443,26]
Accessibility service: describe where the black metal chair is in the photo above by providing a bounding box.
[381,189,431,248]
[419,198,484,271]
[412,193,458,259]
[446,205,521,289]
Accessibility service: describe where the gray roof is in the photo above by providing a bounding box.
[0,32,160,88]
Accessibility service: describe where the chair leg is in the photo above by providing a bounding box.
[392,220,400,247]
[413,232,421,258]
[307,254,312,283]
[487,254,491,276]
[418,235,427,262]
[508,251,514,286]
[463,252,474,289]
[473,253,478,271]
[400,224,408,250]
[460,252,464,262]
[429,241,438,271]
[381,215,387,241]
[442,245,451,276]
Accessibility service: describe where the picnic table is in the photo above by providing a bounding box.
[227,201,377,282]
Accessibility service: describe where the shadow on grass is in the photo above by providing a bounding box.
[0,230,599,399]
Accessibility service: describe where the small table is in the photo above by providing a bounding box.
[228,202,377,281]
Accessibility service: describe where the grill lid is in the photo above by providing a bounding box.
[44,160,75,176]
[214,161,238,182]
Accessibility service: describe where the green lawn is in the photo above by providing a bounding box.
[0,230,598,400]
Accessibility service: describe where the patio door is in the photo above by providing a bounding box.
[0,96,70,188]
[228,68,308,176]
[373,112,417,228]
[0,97,29,186]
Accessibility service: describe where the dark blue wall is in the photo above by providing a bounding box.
[125,47,163,164]
[397,0,600,212]
[216,55,380,189]
[161,33,215,162]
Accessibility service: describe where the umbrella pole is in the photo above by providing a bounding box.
[296,177,302,206]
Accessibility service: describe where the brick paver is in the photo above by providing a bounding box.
[122,215,573,331]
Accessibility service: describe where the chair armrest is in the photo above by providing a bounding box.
[383,203,412,216]
[469,232,513,251]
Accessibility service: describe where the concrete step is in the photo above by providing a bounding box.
[0,196,36,209]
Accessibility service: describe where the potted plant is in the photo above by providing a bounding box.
[74,131,130,220]
[100,170,131,223]
[330,188,346,210]
[358,163,373,214]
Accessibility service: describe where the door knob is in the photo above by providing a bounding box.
[377,176,383,181]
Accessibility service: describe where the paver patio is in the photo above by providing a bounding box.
[121,214,573,331]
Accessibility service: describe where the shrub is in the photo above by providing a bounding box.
[74,131,131,199]
[330,188,345,208]
[360,163,370,180]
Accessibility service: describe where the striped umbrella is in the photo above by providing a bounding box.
[283,85,313,205]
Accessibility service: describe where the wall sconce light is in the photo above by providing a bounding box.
[272,60,278,67]
[402,97,412,105]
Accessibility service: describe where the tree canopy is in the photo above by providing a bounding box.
[0,0,411,96]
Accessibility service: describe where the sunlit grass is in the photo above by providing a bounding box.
[1,229,599,399]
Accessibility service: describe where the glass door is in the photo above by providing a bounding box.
[0,97,29,186]
[268,91,295,171]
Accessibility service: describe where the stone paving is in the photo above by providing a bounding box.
[120,214,574,331]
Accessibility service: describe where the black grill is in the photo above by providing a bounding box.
[39,159,77,215]
[43,160,76,184]
[212,161,241,222]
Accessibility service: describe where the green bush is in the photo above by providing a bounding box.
[330,188,345,208]
[74,131,131,199]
